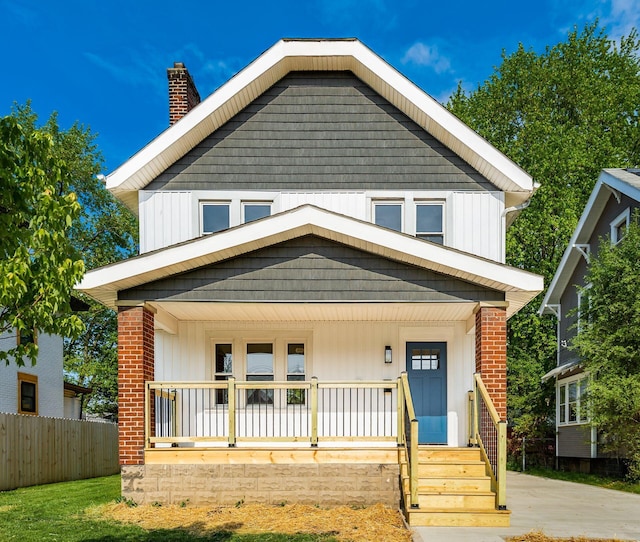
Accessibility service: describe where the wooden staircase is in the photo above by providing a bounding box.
[401,446,510,527]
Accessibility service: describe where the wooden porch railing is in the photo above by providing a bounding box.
[146,378,402,447]
[398,372,419,509]
[468,373,507,509]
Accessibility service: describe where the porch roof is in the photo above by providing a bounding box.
[78,205,543,319]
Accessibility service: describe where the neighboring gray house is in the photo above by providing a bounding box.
[539,168,640,474]
[78,39,544,526]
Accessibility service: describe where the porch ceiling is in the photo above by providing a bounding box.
[149,301,481,326]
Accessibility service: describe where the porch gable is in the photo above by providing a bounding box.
[118,235,505,304]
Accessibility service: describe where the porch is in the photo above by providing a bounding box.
[136,373,508,527]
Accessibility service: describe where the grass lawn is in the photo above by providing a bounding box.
[518,467,640,495]
[0,475,338,541]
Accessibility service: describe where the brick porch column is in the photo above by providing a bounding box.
[475,305,507,420]
[118,305,155,465]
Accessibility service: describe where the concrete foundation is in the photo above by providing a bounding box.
[121,463,401,507]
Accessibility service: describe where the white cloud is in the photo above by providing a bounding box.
[604,0,640,41]
[402,42,451,74]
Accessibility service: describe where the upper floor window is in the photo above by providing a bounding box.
[610,208,630,245]
[416,202,444,244]
[243,202,271,224]
[373,202,402,232]
[201,202,230,234]
[18,372,38,415]
[17,328,37,347]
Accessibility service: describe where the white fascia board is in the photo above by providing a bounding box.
[106,39,533,207]
[78,205,543,304]
[539,177,608,315]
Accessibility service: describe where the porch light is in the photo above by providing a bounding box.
[384,345,392,364]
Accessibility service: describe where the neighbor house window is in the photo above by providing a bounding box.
[246,343,274,404]
[577,284,592,334]
[243,202,271,224]
[201,202,230,234]
[373,202,402,232]
[18,372,38,415]
[286,343,306,405]
[558,376,588,425]
[610,208,630,245]
[17,328,37,347]
[214,343,233,404]
[416,202,444,244]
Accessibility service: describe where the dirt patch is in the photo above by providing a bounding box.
[508,532,626,542]
[91,501,412,542]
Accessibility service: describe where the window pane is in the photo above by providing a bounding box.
[202,204,229,233]
[374,204,402,231]
[247,343,273,374]
[20,381,36,412]
[416,204,443,233]
[215,344,232,374]
[244,204,271,223]
[287,344,305,374]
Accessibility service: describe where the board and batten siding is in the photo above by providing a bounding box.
[154,320,475,447]
[138,189,506,262]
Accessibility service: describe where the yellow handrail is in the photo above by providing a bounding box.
[399,372,419,509]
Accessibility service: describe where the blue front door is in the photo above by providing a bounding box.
[406,342,447,444]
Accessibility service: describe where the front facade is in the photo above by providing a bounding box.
[79,39,543,526]
[540,168,640,474]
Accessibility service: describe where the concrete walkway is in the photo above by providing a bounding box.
[413,472,640,542]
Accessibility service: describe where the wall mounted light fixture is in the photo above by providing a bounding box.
[384,345,392,364]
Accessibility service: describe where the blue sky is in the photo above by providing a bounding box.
[1,0,638,172]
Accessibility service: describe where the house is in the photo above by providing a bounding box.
[0,329,91,419]
[77,39,543,526]
[539,168,640,475]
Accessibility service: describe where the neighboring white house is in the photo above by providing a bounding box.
[77,39,544,526]
[539,168,640,475]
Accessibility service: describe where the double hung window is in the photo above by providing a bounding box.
[246,343,274,405]
[416,202,444,244]
[201,203,230,234]
[286,343,306,405]
[214,343,233,404]
[558,377,588,425]
[18,372,38,415]
[610,208,630,245]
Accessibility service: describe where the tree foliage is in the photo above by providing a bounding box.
[7,104,138,420]
[447,23,640,437]
[572,213,640,479]
[0,112,84,365]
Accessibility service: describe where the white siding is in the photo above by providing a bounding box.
[277,192,366,220]
[139,190,506,263]
[0,332,64,418]
[154,320,475,446]
[139,191,194,253]
[449,192,505,262]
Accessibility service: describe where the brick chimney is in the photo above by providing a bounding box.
[167,62,201,126]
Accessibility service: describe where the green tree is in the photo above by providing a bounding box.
[571,213,640,479]
[8,104,138,420]
[447,23,640,440]
[0,113,84,365]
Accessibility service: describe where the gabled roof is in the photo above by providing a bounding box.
[539,169,640,314]
[78,205,543,318]
[107,38,534,212]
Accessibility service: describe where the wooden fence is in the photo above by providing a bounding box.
[0,413,119,491]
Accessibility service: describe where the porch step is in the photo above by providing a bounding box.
[401,446,509,527]
[406,508,511,527]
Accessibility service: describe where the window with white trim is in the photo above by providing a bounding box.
[558,376,588,425]
[416,202,444,244]
[286,343,306,405]
[246,343,274,405]
[214,343,233,404]
[577,284,592,334]
[373,202,403,232]
[242,202,271,224]
[201,202,230,234]
[611,208,630,245]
